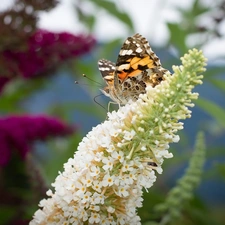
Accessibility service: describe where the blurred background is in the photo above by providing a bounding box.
[0,0,224,224]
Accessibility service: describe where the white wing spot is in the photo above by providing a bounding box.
[126,49,133,55]
[104,75,113,80]
[99,67,110,71]
[118,64,130,70]
[120,49,133,56]
[119,50,126,56]
[136,47,143,53]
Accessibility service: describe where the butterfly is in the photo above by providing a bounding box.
[98,33,169,105]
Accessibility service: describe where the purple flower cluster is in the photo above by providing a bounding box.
[0,30,96,92]
[0,115,74,166]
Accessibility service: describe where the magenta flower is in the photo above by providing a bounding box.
[0,115,75,166]
[0,30,96,91]
[0,77,10,93]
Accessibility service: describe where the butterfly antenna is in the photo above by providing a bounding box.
[82,74,102,87]
[94,94,107,111]
[74,80,92,86]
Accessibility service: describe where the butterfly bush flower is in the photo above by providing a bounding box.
[0,115,74,166]
[30,49,206,224]
[0,30,96,92]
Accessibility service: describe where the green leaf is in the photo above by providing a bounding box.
[214,163,225,180]
[153,132,206,224]
[90,0,134,31]
[196,97,225,129]
[203,66,225,78]
[0,78,46,113]
[191,0,209,15]
[203,66,225,92]
[167,23,188,55]
[175,0,210,34]
[75,5,96,31]
[178,0,209,19]
[207,78,225,93]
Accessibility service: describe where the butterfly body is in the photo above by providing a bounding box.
[98,33,169,105]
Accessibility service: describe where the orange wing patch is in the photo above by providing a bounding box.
[125,69,142,78]
[98,33,170,105]
[129,56,155,69]
[117,71,129,80]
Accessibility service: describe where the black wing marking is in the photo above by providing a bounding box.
[116,33,162,68]
[98,59,116,79]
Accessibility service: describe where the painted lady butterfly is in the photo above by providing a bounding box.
[98,33,169,105]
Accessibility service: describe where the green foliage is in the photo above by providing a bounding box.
[196,97,225,129]
[155,133,206,224]
[167,23,188,55]
[74,0,134,32]
[90,0,134,32]
[151,132,206,225]
[208,78,225,93]
[0,78,46,113]
[1,0,225,224]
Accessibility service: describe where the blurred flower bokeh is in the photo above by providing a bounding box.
[0,0,225,225]
[0,115,75,166]
[0,30,95,92]
[0,1,96,224]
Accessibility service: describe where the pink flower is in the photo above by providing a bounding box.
[0,115,75,166]
[0,30,96,90]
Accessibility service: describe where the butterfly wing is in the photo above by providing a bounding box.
[115,33,163,81]
[98,34,170,105]
[98,59,116,85]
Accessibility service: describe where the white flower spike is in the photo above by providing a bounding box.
[30,49,206,225]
